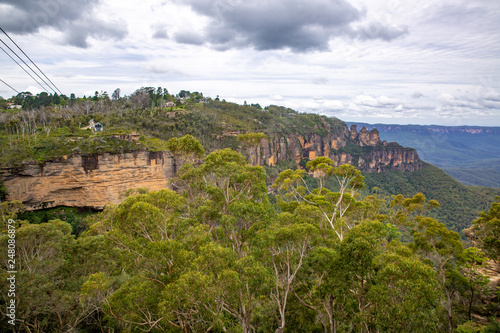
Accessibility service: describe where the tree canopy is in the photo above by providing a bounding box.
[1,138,498,332]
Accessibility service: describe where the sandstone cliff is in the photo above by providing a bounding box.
[1,123,420,211]
[1,150,174,211]
[246,124,421,172]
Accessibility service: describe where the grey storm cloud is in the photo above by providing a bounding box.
[172,0,408,52]
[0,0,127,48]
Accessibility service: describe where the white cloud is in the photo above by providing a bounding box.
[352,94,400,107]
[25,85,43,95]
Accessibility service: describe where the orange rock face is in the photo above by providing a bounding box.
[244,124,421,173]
[2,151,174,210]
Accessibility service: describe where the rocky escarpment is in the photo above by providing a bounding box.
[1,150,174,211]
[246,124,421,172]
[1,123,420,211]
[348,123,500,135]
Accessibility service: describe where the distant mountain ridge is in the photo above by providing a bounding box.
[346,122,500,187]
[347,123,500,135]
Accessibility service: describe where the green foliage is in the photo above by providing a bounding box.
[482,318,500,333]
[0,179,7,201]
[456,321,483,333]
[0,200,25,228]
[19,206,94,236]
[469,196,500,262]
[0,96,8,110]
[2,156,495,332]
[0,126,174,168]
[272,163,365,241]
[139,136,169,151]
[369,242,441,332]
[0,219,120,332]
[264,159,298,185]
[238,132,267,146]
[166,134,205,168]
[460,247,491,320]
[445,167,500,188]
[21,91,69,109]
[455,319,500,333]
[364,163,500,236]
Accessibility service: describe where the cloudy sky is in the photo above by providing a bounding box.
[1,0,499,126]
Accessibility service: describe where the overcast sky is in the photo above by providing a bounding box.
[1,0,499,126]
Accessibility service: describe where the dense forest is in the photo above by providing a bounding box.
[347,123,500,188]
[1,88,499,332]
[363,163,500,236]
[1,143,499,332]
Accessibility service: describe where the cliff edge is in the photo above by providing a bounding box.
[1,122,420,211]
[1,150,174,211]
[247,124,421,172]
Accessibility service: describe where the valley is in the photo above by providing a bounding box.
[1,91,499,332]
[347,123,500,188]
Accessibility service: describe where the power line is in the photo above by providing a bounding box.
[0,37,56,94]
[0,27,63,95]
[0,43,49,92]
[0,78,20,94]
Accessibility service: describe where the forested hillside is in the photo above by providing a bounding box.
[0,89,342,167]
[348,123,500,188]
[363,163,500,236]
[1,89,499,332]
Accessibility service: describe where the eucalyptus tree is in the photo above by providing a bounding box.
[272,157,364,241]
[411,216,464,332]
[256,221,319,333]
[166,134,205,174]
[0,220,76,332]
[460,247,490,320]
[175,148,271,255]
[468,196,500,263]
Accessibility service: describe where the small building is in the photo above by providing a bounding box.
[93,122,103,132]
[82,119,104,132]
[6,102,22,109]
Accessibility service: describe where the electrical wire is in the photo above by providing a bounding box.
[0,43,49,92]
[0,37,56,94]
[0,27,63,95]
[0,78,20,94]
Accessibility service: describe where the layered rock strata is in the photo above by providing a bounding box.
[247,124,421,172]
[1,124,421,211]
[1,151,174,211]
